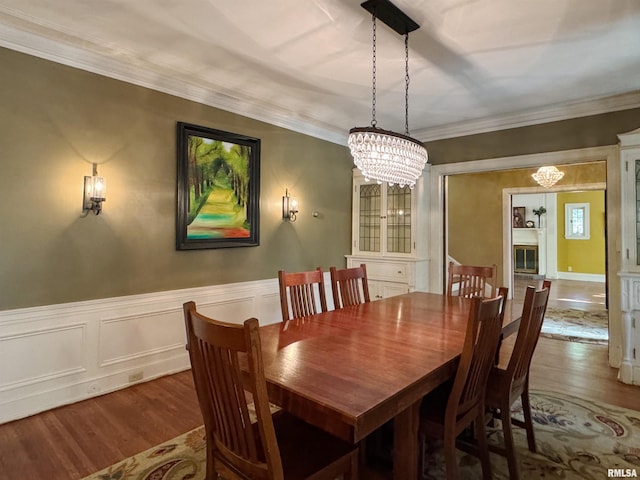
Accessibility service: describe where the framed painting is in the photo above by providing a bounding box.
[512,206,526,228]
[176,122,260,250]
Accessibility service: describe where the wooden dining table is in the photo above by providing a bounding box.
[256,291,522,480]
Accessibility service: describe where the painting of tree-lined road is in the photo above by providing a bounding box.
[186,135,251,239]
[177,123,260,250]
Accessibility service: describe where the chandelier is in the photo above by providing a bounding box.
[348,0,428,188]
[532,166,564,188]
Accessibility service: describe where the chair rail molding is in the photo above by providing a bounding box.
[0,275,314,423]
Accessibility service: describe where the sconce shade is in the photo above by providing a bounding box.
[87,176,106,200]
[282,189,298,222]
[532,166,564,188]
[83,164,106,214]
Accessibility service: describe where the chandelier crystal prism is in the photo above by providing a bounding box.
[348,0,428,188]
[532,166,565,188]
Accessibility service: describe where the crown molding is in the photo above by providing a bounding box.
[0,19,638,146]
[415,91,640,142]
[0,21,348,145]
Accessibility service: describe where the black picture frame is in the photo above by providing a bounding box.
[176,122,260,250]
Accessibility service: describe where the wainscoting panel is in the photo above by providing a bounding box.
[0,277,285,423]
[99,308,187,367]
[0,324,86,386]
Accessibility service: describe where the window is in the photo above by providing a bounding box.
[565,203,590,239]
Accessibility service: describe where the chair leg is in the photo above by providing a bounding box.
[475,413,493,480]
[499,401,519,480]
[444,430,459,480]
[348,449,359,480]
[418,432,427,480]
[521,389,537,453]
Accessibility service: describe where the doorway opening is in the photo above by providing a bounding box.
[427,145,618,366]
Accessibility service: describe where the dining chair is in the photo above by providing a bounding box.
[330,263,371,308]
[182,301,358,480]
[484,281,551,480]
[447,261,497,298]
[278,267,328,321]
[418,292,507,480]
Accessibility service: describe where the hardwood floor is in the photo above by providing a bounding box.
[513,277,607,312]
[1,280,637,480]
[0,372,203,480]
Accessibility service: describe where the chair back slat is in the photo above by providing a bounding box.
[330,264,371,308]
[447,261,497,298]
[508,284,551,391]
[278,268,328,321]
[449,293,505,419]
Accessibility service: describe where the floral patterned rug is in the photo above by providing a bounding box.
[422,390,640,479]
[82,390,639,480]
[540,306,609,345]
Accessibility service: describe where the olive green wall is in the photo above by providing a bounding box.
[425,108,640,164]
[447,163,607,287]
[0,48,353,310]
[556,190,606,274]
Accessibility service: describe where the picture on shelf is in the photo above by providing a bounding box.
[513,206,526,228]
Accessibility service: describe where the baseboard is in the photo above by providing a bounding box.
[555,272,606,283]
[0,276,296,424]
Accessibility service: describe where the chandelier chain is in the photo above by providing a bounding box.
[404,34,410,135]
[371,12,377,127]
[347,2,428,188]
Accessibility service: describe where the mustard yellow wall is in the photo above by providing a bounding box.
[556,191,606,274]
[447,163,607,287]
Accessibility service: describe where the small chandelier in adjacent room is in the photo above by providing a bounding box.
[532,166,564,188]
[348,0,428,188]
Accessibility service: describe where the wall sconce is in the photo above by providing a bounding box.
[282,189,298,222]
[83,163,106,215]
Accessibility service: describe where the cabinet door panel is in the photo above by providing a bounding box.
[386,185,412,254]
[358,183,382,253]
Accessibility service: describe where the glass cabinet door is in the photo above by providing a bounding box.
[386,185,412,254]
[358,183,381,252]
[357,181,413,255]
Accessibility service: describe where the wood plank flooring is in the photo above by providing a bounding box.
[1,280,637,480]
[513,277,607,312]
[0,371,203,480]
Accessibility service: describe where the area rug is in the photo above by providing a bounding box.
[82,390,640,480]
[540,306,609,344]
[422,390,640,479]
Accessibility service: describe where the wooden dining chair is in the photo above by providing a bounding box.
[182,301,359,480]
[330,263,370,308]
[447,261,497,298]
[278,267,328,321]
[484,281,551,480]
[418,292,507,480]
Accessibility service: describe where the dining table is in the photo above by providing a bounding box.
[256,291,522,480]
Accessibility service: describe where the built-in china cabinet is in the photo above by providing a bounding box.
[346,169,429,300]
[619,128,640,384]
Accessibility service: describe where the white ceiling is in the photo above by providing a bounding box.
[1,0,639,144]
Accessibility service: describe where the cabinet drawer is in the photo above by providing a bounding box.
[364,261,409,283]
